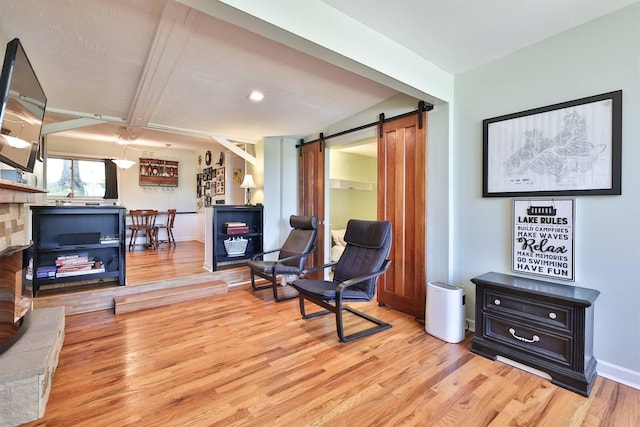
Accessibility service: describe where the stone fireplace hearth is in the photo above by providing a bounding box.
[0,306,64,426]
[0,179,65,426]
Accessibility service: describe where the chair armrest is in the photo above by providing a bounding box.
[274,252,307,265]
[335,260,392,299]
[301,261,338,277]
[262,252,310,275]
[250,248,282,261]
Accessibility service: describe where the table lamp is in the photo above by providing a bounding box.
[239,174,257,205]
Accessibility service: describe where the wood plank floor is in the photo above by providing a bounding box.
[33,240,257,316]
[25,286,639,426]
[126,240,208,286]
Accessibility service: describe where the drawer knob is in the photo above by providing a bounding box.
[509,328,540,344]
[548,312,557,319]
[494,299,501,305]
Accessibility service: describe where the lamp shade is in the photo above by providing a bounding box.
[239,174,257,189]
[112,159,136,169]
[112,141,136,169]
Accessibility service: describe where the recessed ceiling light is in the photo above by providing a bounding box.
[248,90,264,102]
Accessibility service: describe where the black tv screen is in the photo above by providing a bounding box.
[0,38,46,173]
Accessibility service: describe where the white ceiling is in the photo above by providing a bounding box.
[323,0,640,75]
[0,0,637,153]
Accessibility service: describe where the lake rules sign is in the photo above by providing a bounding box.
[512,199,575,281]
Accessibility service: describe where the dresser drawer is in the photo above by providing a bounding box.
[483,314,573,366]
[484,289,573,332]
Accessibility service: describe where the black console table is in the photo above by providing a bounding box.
[470,272,599,396]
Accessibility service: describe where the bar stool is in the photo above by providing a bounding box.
[155,209,177,247]
[128,209,158,250]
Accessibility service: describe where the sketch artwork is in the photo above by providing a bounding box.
[486,99,614,194]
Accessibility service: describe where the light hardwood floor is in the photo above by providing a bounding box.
[126,240,209,286]
[25,280,639,426]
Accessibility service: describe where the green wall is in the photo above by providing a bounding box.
[329,150,377,230]
[453,3,640,375]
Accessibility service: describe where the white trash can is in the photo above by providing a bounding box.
[425,281,466,343]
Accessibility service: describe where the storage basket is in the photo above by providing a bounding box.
[224,236,248,256]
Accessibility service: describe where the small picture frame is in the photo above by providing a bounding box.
[216,181,225,195]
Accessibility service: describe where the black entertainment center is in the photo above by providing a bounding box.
[29,206,127,295]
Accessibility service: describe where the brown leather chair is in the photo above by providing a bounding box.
[291,219,392,342]
[247,215,318,302]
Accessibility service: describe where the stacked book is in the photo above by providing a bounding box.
[99,234,119,244]
[55,253,105,278]
[223,221,249,235]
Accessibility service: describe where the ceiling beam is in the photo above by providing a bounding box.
[41,117,106,135]
[210,137,257,165]
[126,2,197,128]
[146,122,258,144]
[45,107,126,125]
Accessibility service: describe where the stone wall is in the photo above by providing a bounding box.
[0,203,27,250]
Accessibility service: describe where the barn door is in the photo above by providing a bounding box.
[299,139,325,274]
[377,112,427,317]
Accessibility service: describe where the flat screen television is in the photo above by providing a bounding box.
[0,38,46,173]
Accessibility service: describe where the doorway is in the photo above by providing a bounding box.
[328,139,378,263]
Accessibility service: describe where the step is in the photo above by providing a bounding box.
[114,280,226,314]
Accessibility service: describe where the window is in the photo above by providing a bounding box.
[46,157,106,198]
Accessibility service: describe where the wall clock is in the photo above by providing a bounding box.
[205,150,212,166]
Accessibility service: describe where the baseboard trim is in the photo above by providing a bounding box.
[597,360,640,390]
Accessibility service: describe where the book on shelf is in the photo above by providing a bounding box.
[56,262,95,273]
[100,235,119,244]
[36,266,57,279]
[224,222,247,227]
[55,253,89,266]
[56,267,106,278]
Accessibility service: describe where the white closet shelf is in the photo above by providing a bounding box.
[329,179,373,191]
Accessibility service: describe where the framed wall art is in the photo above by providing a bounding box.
[483,90,622,197]
[513,198,575,281]
[196,173,202,198]
[138,158,179,187]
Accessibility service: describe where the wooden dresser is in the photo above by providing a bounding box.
[471,272,600,396]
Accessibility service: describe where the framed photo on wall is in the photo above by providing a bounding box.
[483,90,622,197]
